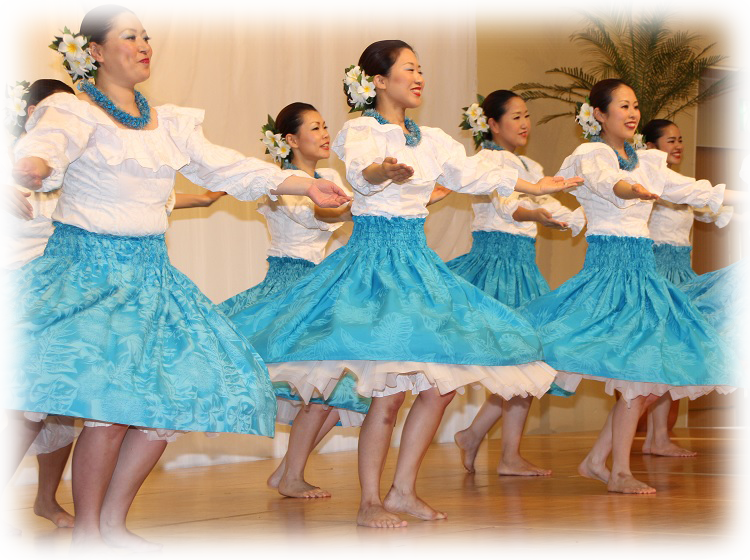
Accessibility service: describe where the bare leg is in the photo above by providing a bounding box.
[0,410,42,536]
[34,442,75,527]
[357,392,408,528]
[384,388,455,521]
[99,428,167,551]
[643,394,696,457]
[497,396,551,476]
[268,407,341,489]
[277,404,331,498]
[578,405,614,484]
[608,394,658,493]
[454,393,503,473]
[71,424,129,547]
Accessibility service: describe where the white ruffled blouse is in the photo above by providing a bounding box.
[6,187,60,269]
[648,197,733,247]
[557,143,725,238]
[258,168,349,264]
[469,150,585,238]
[14,93,303,236]
[331,116,518,218]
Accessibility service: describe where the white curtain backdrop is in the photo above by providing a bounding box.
[6,1,485,472]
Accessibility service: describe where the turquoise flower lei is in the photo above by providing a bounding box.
[79,80,151,130]
[590,135,639,171]
[363,109,421,147]
[481,139,529,171]
[282,161,321,179]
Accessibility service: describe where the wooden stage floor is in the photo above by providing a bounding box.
[4,427,746,557]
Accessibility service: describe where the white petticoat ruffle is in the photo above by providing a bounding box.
[268,360,556,401]
[553,371,736,405]
[275,398,365,428]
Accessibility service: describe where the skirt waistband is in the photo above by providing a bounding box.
[470,231,536,262]
[653,243,692,268]
[584,235,655,270]
[47,222,168,263]
[349,216,427,248]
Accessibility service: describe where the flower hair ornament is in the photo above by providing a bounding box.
[575,98,602,140]
[5,81,29,134]
[343,65,376,112]
[460,94,489,151]
[260,115,292,165]
[50,28,97,82]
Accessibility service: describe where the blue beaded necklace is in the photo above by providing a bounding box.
[363,109,421,147]
[481,139,529,171]
[79,80,151,130]
[591,135,639,171]
[282,161,321,179]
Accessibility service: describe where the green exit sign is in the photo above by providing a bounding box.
[740,97,750,132]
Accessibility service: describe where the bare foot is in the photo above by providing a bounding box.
[68,538,120,560]
[454,429,480,473]
[71,530,108,552]
[497,456,552,476]
[642,441,697,457]
[278,477,331,499]
[100,525,162,552]
[267,461,285,489]
[0,517,21,537]
[34,498,75,528]
[578,456,610,485]
[607,472,656,494]
[384,486,447,521]
[357,503,408,528]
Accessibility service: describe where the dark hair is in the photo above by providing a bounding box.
[80,4,134,44]
[347,40,414,110]
[642,119,676,145]
[276,102,317,138]
[15,79,74,135]
[589,78,632,116]
[480,89,522,141]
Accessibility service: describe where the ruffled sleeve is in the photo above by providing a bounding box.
[331,117,405,195]
[559,143,635,208]
[13,93,96,192]
[659,164,725,213]
[741,155,750,184]
[490,191,526,223]
[428,128,519,197]
[694,205,733,228]
[163,105,303,202]
[534,195,586,236]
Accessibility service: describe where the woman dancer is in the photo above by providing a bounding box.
[523,79,735,494]
[450,90,585,476]
[237,40,583,527]
[9,5,348,549]
[221,102,370,499]
[641,118,733,457]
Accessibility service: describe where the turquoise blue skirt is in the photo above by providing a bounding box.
[8,223,277,436]
[653,243,696,286]
[221,255,371,423]
[235,216,553,400]
[682,257,750,360]
[522,235,734,390]
[446,231,550,307]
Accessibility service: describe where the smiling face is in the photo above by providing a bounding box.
[375,48,424,110]
[648,124,683,166]
[594,85,640,144]
[489,96,530,152]
[286,110,331,162]
[89,11,152,86]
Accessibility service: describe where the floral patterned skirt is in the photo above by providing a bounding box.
[653,243,697,286]
[447,231,550,307]
[221,255,370,427]
[237,216,556,400]
[681,257,750,360]
[6,223,277,436]
[522,235,736,402]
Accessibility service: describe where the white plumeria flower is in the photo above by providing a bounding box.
[472,116,489,134]
[349,86,367,107]
[67,55,90,79]
[344,66,362,86]
[8,83,26,100]
[465,103,483,124]
[632,133,645,150]
[58,33,86,59]
[277,143,291,160]
[6,95,26,117]
[588,120,601,135]
[577,103,594,124]
[357,79,376,100]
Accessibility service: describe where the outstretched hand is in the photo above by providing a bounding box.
[628,183,659,201]
[307,179,353,208]
[536,175,584,194]
[533,208,568,230]
[13,157,51,190]
[382,157,414,183]
[6,189,33,220]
